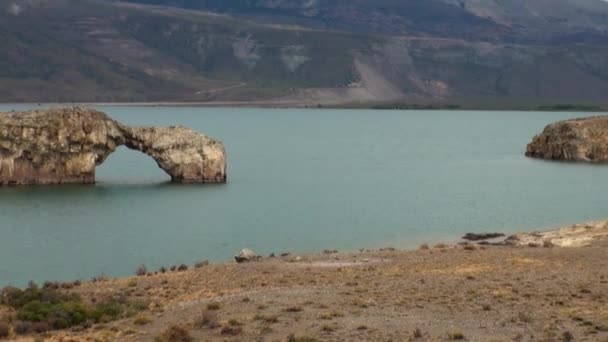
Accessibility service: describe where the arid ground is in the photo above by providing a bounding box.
[2,222,608,342]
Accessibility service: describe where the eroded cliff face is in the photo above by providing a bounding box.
[0,107,227,185]
[125,126,227,183]
[526,116,608,162]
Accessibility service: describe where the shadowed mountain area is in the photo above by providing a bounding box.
[2,0,608,106]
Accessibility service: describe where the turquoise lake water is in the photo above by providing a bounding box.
[1,105,607,287]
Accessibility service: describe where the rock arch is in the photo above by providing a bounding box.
[0,107,227,185]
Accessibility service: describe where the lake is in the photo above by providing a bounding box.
[1,105,607,287]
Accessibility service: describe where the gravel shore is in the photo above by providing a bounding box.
[3,221,608,341]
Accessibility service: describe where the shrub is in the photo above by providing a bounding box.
[1,285,147,333]
[91,274,109,282]
[321,324,336,332]
[90,299,123,323]
[177,264,188,271]
[228,318,241,326]
[155,325,193,342]
[135,265,147,276]
[13,321,31,335]
[90,297,147,323]
[194,260,209,268]
[194,310,219,329]
[133,315,152,325]
[0,321,9,338]
[43,282,59,290]
[1,286,76,309]
[31,321,50,333]
[220,325,242,336]
[448,332,465,340]
[17,300,88,329]
[253,314,278,324]
[286,335,318,342]
[206,302,220,311]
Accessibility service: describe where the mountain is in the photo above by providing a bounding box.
[115,0,608,43]
[2,0,608,106]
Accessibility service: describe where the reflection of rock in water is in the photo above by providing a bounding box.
[0,107,227,185]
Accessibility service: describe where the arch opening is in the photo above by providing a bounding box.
[96,146,171,185]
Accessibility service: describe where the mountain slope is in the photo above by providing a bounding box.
[2,0,608,105]
[115,0,608,43]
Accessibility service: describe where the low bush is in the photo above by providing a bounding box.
[194,260,209,268]
[194,310,219,329]
[13,321,31,335]
[155,325,193,342]
[1,285,78,309]
[133,315,152,325]
[0,286,147,333]
[90,297,147,323]
[31,321,50,333]
[135,265,147,276]
[0,321,9,338]
[17,300,88,329]
[448,331,465,340]
[286,334,318,342]
[220,325,242,336]
[206,302,220,311]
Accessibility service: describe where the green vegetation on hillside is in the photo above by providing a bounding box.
[0,283,146,335]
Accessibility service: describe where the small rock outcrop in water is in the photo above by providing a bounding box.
[462,233,505,241]
[0,107,227,185]
[526,116,608,162]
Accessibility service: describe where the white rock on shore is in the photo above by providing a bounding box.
[505,221,608,247]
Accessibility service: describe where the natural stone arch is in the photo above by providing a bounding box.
[0,107,227,185]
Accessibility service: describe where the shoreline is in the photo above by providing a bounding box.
[1,220,607,341]
[0,219,606,286]
[0,217,600,289]
[1,101,607,112]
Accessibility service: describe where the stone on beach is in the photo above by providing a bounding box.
[235,249,260,263]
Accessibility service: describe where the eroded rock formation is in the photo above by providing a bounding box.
[0,107,226,185]
[526,116,608,162]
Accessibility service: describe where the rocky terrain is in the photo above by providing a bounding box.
[0,107,226,185]
[526,116,608,162]
[1,221,607,341]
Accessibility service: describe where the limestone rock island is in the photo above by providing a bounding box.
[526,116,608,162]
[0,107,227,185]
